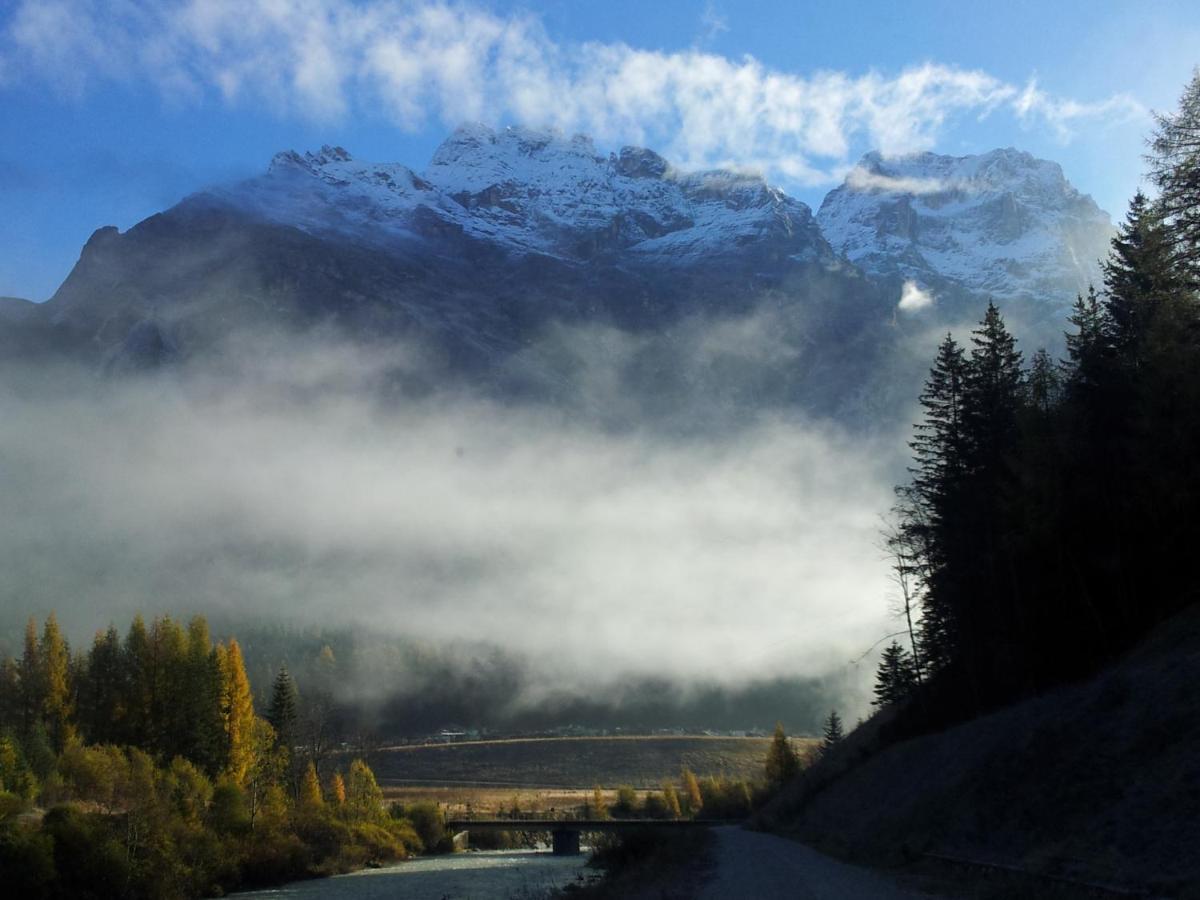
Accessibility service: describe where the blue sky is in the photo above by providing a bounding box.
[1,0,1197,301]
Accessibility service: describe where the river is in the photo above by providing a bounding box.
[235,850,595,900]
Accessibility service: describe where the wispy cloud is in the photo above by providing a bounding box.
[697,1,729,44]
[846,166,956,195]
[1013,77,1145,142]
[1,1,1146,185]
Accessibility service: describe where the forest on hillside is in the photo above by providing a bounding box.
[872,70,1200,728]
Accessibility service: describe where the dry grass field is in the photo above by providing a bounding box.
[379,784,640,817]
[365,735,816,797]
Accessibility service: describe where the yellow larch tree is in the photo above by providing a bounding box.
[217,638,257,785]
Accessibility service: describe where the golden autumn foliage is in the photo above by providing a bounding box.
[217,638,256,786]
[329,771,347,806]
[0,613,425,899]
[299,760,324,810]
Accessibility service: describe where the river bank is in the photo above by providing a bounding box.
[235,849,595,899]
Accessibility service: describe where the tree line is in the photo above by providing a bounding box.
[873,70,1200,718]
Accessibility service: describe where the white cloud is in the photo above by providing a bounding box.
[698,1,729,44]
[1013,77,1144,142]
[846,166,955,195]
[0,338,896,687]
[898,280,934,313]
[0,1,1147,185]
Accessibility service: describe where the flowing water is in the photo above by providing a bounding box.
[235,850,595,899]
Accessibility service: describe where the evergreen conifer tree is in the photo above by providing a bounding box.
[183,617,226,776]
[1026,348,1061,415]
[965,301,1025,472]
[821,710,844,750]
[81,626,123,746]
[873,641,917,707]
[18,617,42,737]
[267,666,299,755]
[123,615,153,749]
[1148,67,1200,281]
[1104,192,1183,364]
[903,334,970,671]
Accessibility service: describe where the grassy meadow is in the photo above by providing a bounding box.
[362,735,816,815]
[369,735,817,816]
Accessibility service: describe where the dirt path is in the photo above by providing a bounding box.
[697,826,922,899]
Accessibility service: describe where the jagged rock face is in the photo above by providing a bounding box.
[13,126,884,416]
[216,124,832,269]
[817,149,1114,309]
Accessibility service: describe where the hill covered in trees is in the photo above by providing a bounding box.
[763,67,1200,897]
[879,69,1200,721]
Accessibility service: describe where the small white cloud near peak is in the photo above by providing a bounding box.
[847,166,951,196]
[898,280,934,313]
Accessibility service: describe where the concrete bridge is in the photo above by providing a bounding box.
[446,817,723,855]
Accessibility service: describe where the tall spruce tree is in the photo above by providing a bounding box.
[873,641,917,707]
[123,615,153,749]
[150,616,189,761]
[962,303,1026,691]
[903,333,970,672]
[1026,348,1061,416]
[1104,191,1183,364]
[18,617,42,738]
[267,665,301,794]
[821,710,844,750]
[964,301,1024,473]
[267,666,299,753]
[80,626,123,745]
[1148,67,1200,281]
[1063,287,1113,390]
[184,616,226,776]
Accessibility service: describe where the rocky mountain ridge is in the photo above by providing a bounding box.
[817,147,1113,307]
[1,128,1116,422]
[210,123,832,269]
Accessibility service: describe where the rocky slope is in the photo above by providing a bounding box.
[226,124,831,269]
[818,148,1113,316]
[759,605,1200,897]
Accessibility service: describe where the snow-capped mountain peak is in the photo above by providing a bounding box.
[211,124,828,267]
[817,148,1113,305]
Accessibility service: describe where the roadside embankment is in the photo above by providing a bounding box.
[757,606,1200,898]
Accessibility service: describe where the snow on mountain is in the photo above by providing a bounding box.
[212,124,830,267]
[816,149,1114,306]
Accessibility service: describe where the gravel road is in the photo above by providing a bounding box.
[697,826,923,899]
